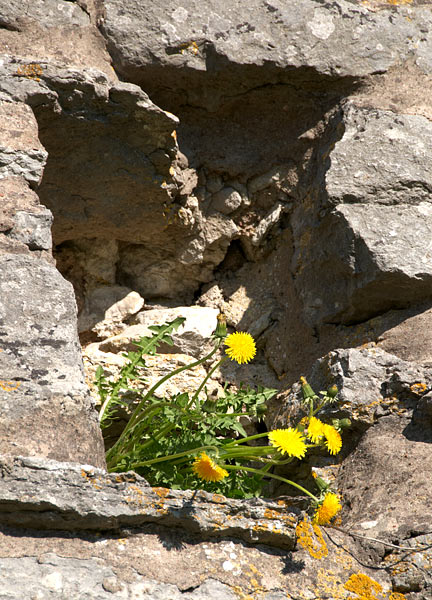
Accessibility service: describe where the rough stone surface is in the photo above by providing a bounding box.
[78,284,138,334]
[0,101,47,186]
[2,0,432,598]
[0,455,298,547]
[0,0,113,78]
[0,254,105,466]
[292,102,432,326]
[0,456,398,599]
[269,346,432,432]
[90,290,145,337]
[132,306,219,356]
[101,0,432,91]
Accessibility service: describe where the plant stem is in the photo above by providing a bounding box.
[224,431,269,448]
[130,445,218,469]
[107,342,221,463]
[223,464,319,502]
[189,355,228,409]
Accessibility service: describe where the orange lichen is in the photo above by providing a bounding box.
[296,517,328,559]
[344,573,382,600]
[153,487,170,499]
[315,568,346,600]
[264,508,281,519]
[211,493,226,504]
[410,382,427,395]
[16,63,43,81]
[179,41,199,55]
[0,380,21,391]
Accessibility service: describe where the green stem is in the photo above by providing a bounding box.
[107,342,221,461]
[98,346,148,424]
[223,464,319,502]
[106,402,167,463]
[189,356,228,409]
[130,445,218,469]
[224,431,270,448]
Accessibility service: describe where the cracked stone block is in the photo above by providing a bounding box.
[0,254,105,466]
[293,103,432,326]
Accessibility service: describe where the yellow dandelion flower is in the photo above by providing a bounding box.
[313,492,342,525]
[225,332,256,364]
[192,452,228,482]
[268,428,307,459]
[307,416,326,443]
[323,424,342,455]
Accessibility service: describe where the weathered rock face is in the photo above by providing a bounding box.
[0,82,105,466]
[293,102,432,326]
[2,0,432,598]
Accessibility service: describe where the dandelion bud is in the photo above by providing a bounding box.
[256,403,268,416]
[300,377,317,401]
[338,418,351,429]
[213,313,228,339]
[327,384,338,398]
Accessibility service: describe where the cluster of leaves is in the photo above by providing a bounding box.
[95,318,277,498]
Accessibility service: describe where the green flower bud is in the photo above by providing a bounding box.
[327,384,338,398]
[255,403,268,416]
[213,313,228,339]
[300,376,317,401]
[312,471,330,493]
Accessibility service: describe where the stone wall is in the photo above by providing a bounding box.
[1,1,432,598]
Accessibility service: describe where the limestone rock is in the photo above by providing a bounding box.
[0,254,105,467]
[376,305,432,365]
[1,176,53,260]
[0,101,47,186]
[293,103,432,326]
[0,0,113,78]
[211,187,243,215]
[269,346,432,432]
[102,0,432,97]
[0,456,397,599]
[99,306,219,357]
[338,414,432,537]
[84,289,145,337]
[336,415,432,596]
[0,455,298,548]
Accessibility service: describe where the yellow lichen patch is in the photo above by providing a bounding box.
[335,547,354,572]
[264,508,281,520]
[179,41,199,55]
[211,493,226,504]
[296,517,328,559]
[16,63,43,81]
[80,469,106,490]
[128,485,145,496]
[232,585,254,600]
[410,382,427,395]
[0,380,21,391]
[388,594,406,600]
[153,487,170,499]
[315,567,346,600]
[344,572,383,600]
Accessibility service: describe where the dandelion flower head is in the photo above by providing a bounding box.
[225,332,256,364]
[192,452,228,482]
[323,424,342,455]
[307,416,326,443]
[313,492,342,525]
[268,428,307,459]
